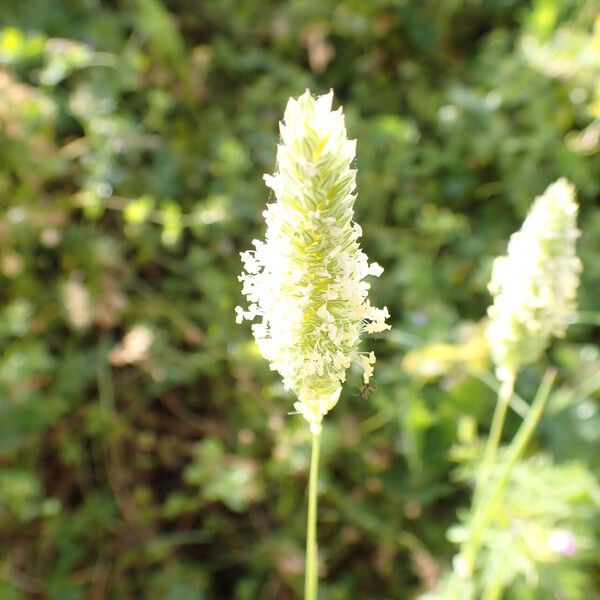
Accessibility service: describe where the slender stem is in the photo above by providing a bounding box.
[465,369,554,568]
[482,568,505,600]
[482,553,508,600]
[447,369,556,599]
[475,375,515,502]
[305,423,322,600]
[463,364,528,417]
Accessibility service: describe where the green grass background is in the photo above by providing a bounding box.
[0,0,599,597]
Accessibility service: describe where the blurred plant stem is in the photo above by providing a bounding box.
[475,374,515,502]
[464,366,528,417]
[447,369,556,599]
[482,571,504,600]
[305,424,322,600]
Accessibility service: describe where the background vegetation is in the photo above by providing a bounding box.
[1,0,600,598]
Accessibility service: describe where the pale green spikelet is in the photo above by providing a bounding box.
[486,178,582,383]
[236,90,390,427]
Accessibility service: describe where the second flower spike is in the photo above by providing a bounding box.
[486,178,582,384]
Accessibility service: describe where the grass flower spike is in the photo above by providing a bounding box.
[236,89,390,428]
[486,178,581,384]
[447,180,582,598]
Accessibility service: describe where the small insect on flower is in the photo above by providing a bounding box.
[359,382,373,400]
[236,89,390,428]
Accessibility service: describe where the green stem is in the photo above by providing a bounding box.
[482,569,505,600]
[476,375,515,502]
[305,423,322,600]
[446,369,556,600]
[482,553,508,600]
[463,366,528,418]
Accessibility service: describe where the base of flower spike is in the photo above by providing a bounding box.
[294,387,341,427]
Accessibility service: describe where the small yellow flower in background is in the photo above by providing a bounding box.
[236,90,390,428]
[486,178,582,383]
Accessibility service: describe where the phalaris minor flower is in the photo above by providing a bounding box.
[486,178,581,384]
[236,89,390,429]
[237,89,390,599]
[448,180,582,600]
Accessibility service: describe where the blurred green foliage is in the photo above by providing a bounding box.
[1,0,600,598]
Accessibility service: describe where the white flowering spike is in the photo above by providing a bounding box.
[236,90,390,427]
[486,178,582,383]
